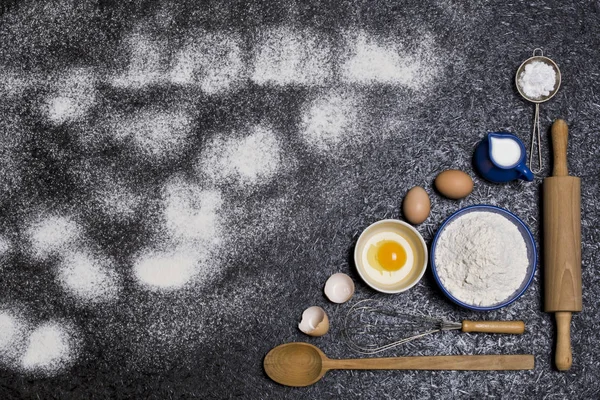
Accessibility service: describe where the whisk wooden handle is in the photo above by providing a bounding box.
[461,320,525,334]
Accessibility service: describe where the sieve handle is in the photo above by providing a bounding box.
[461,320,525,334]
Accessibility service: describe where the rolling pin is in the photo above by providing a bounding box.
[544,119,582,371]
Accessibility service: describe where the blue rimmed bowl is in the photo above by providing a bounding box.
[430,205,537,311]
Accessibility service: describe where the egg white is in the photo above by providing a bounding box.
[361,231,415,285]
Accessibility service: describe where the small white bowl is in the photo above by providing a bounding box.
[354,219,428,293]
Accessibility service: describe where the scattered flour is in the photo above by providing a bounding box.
[170,32,244,94]
[25,214,122,305]
[0,235,11,257]
[0,69,30,98]
[109,109,193,161]
[91,181,141,221]
[133,177,223,291]
[57,251,120,303]
[299,91,359,153]
[112,32,168,88]
[20,321,78,375]
[72,160,143,221]
[251,27,332,86]
[0,21,450,375]
[198,125,284,186]
[0,119,24,199]
[434,211,529,307]
[133,246,204,290]
[341,31,439,89]
[0,311,25,360]
[163,179,223,242]
[26,215,82,259]
[45,68,97,125]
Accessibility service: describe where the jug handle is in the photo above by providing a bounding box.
[515,163,534,181]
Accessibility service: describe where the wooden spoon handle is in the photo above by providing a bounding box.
[551,119,569,177]
[555,311,573,371]
[461,320,525,334]
[326,355,534,371]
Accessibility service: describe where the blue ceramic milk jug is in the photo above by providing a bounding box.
[473,132,534,183]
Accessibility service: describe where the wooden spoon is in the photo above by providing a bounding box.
[264,342,534,387]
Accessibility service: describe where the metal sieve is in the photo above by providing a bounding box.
[515,48,561,174]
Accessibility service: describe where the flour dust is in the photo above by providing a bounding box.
[0,9,452,378]
[197,125,287,187]
[170,32,245,94]
[132,176,224,291]
[299,90,360,154]
[0,310,80,377]
[107,108,194,163]
[111,32,169,89]
[20,320,80,376]
[57,251,121,303]
[340,31,440,90]
[24,212,122,305]
[44,68,98,125]
[0,235,11,258]
[26,215,83,260]
[0,310,27,366]
[251,26,332,86]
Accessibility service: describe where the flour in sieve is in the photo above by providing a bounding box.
[518,61,556,100]
[434,211,529,307]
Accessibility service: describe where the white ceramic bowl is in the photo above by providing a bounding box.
[354,219,428,293]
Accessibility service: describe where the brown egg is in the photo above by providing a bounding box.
[402,186,431,224]
[435,170,473,199]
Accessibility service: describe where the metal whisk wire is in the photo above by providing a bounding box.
[343,299,462,355]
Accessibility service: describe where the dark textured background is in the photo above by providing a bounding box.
[0,0,599,399]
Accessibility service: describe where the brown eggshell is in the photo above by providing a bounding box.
[434,170,474,199]
[402,186,431,224]
[298,306,329,337]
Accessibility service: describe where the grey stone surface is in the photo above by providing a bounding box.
[0,0,599,399]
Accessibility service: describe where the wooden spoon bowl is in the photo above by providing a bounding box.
[264,342,326,387]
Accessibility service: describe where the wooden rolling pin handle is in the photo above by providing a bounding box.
[555,311,573,371]
[551,119,569,177]
[461,320,525,334]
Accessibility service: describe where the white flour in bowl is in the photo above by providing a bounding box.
[434,211,529,307]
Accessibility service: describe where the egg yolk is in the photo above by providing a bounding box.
[376,241,407,271]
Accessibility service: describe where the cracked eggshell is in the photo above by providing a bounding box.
[298,306,329,337]
[324,273,355,303]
